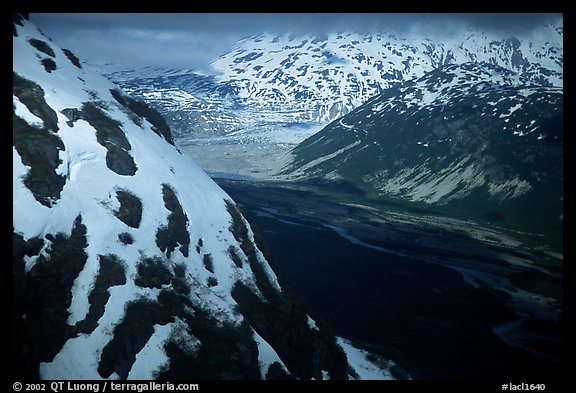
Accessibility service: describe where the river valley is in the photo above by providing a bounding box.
[216,178,563,380]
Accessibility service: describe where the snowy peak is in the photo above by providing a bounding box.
[212,24,562,123]
[368,62,561,117]
[13,15,390,380]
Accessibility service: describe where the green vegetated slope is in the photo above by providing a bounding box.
[285,62,563,246]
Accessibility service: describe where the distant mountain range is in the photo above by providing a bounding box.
[212,27,562,121]
[99,20,562,142]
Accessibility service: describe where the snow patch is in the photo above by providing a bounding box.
[252,329,289,379]
[127,323,173,379]
[376,157,486,204]
[292,140,362,176]
[307,315,319,331]
[13,95,44,127]
[337,337,396,380]
[488,178,532,201]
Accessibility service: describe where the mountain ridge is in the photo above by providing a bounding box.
[212,26,562,121]
[282,60,563,239]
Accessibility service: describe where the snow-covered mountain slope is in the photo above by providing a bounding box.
[99,20,562,147]
[213,23,562,123]
[12,14,397,380]
[282,61,563,236]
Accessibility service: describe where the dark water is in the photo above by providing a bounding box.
[239,206,562,380]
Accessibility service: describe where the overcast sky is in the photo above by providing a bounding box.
[30,13,562,73]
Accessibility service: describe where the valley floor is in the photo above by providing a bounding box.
[213,177,563,380]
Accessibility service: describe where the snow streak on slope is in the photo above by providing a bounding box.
[337,338,398,380]
[14,15,392,380]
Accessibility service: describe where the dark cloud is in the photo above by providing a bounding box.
[32,13,561,34]
[29,13,562,72]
